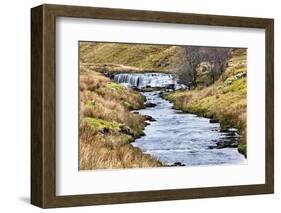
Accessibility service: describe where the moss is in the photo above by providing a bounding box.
[226,78,246,94]
[238,143,247,157]
[233,67,246,75]
[141,87,162,92]
[163,92,182,101]
[84,117,121,131]
[85,100,92,106]
[106,82,125,92]
[122,101,133,109]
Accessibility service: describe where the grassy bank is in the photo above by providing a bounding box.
[80,42,185,73]
[80,65,162,170]
[164,49,247,156]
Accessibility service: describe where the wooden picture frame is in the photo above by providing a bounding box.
[31,4,274,208]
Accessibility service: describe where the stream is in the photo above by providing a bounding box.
[114,73,246,166]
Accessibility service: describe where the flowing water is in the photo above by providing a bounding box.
[114,73,186,90]
[114,73,246,166]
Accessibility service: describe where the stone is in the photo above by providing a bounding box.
[209,119,219,123]
[171,162,186,166]
[143,115,156,122]
[144,102,157,108]
[144,121,151,126]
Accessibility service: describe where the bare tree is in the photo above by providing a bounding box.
[177,46,232,87]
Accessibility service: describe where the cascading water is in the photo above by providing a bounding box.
[114,73,184,89]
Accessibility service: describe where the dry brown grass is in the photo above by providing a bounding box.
[80,122,161,170]
[79,42,185,73]
[79,66,162,170]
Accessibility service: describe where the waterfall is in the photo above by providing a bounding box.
[113,73,184,89]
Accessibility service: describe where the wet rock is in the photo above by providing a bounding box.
[104,72,114,79]
[209,119,219,123]
[135,132,145,139]
[144,121,151,126]
[141,86,163,92]
[171,162,186,167]
[132,111,139,114]
[216,141,238,148]
[99,127,110,134]
[131,86,141,91]
[208,138,239,149]
[143,115,156,122]
[165,84,175,90]
[226,131,238,137]
[145,102,157,108]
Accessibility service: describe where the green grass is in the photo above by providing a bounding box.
[84,117,121,131]
[225,78,246,94]
[238,143,247,157]
[106,82,125,92]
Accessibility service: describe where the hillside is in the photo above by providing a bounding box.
[164,49,247,155]
[79,65,162,169]
[79,42,185,73]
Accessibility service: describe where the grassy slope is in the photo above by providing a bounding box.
[80,65,162,170]
[80,42,185,73]
[164,49,247,155]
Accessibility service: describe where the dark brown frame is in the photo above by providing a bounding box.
[31,4,274,208]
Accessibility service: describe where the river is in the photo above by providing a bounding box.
[114,73,246,166]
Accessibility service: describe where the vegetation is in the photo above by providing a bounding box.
[176,47,232,87]
[79,41,248,168]
[164,49,247,156]
[79,65,162,170]
[79,42,185,73]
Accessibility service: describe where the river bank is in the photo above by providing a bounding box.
[132,90,246,166]
[163,49,247,156]
[79,67,162,170]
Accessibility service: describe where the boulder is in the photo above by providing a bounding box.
[165,84,175,90]
[144,102,157,108]
[143,115,156,122]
